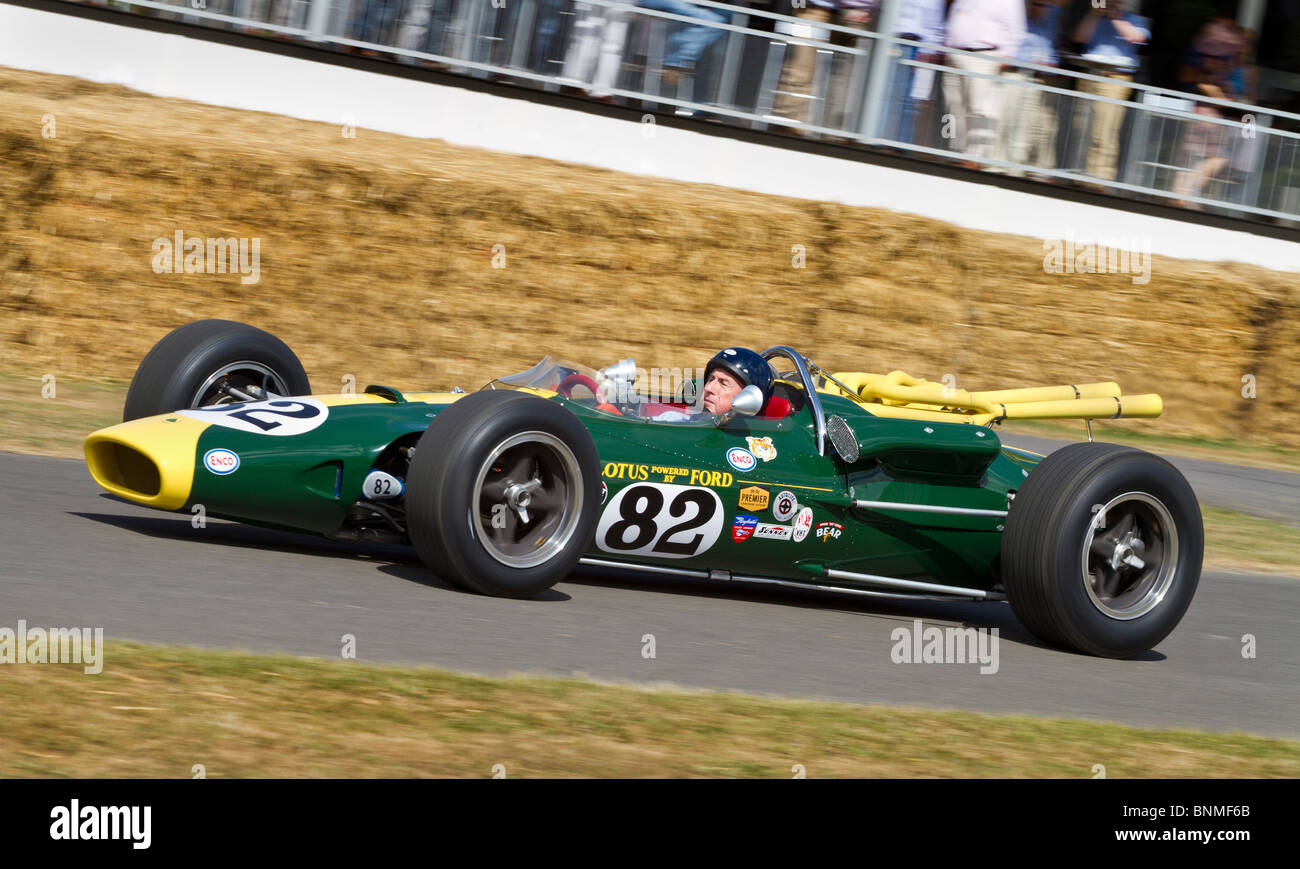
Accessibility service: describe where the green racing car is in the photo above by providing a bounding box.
[85,319,1204,658]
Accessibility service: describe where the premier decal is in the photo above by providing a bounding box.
[792,507,814,542]
[815,521,844,542]
[732,514,759,542]
[738,486,769,511]
[203,448,240,475]
[726,447,757,472]
[180,398,328,436]
[772,490,799,522]
[746,436,777,462]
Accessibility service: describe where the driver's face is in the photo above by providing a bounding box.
[702,368,743,414]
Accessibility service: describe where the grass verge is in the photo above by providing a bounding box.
[1202,507,1300,575]
[2,641,1297,778]
[0,373,124,458]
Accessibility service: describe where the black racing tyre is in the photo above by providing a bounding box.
[122,320,311,421]
[405,390,602,597]
[1000,442,1203,658]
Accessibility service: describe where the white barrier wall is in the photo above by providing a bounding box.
[3,3,1298,272]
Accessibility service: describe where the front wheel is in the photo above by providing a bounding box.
[122,319,311,420]
[1000,443,1203,658]
[405,390,602,597]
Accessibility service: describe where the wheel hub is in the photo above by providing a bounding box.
[504,477,543,524]
[1081,491,1178,620]
[1110,530,1146,571]
[471,431,583,569]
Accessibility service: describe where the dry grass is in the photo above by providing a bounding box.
[1,66,1298,449]
[1202,506,1300,575]
[2,641,1297,778]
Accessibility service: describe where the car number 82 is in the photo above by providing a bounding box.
[595,482,723,559]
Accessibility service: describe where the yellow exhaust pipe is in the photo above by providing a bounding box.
[824,371,1162,423]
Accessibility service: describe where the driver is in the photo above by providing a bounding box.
[650,347,775,421]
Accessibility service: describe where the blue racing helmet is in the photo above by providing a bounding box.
[705,347,775,403]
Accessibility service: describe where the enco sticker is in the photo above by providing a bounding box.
[180,398,328,436]
[772,490,799,522]
[726,447,756,472]
[792,507,814,542]
[596,483,724,559]
[203,448,240,475]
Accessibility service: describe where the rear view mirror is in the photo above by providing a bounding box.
[718,385,764,425]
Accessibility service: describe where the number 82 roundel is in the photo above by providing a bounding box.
[595,482,724,559]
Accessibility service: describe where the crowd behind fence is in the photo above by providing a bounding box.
[67,0,1300,226]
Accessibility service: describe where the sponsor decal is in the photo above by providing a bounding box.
[738,486,769,511]
[746,436,777,462]
[815,521,844,542]
[752,522,792,541]
[732,514,759,542]
[726,447,757,472]
[792,507,814,542]
[203,448,240,475]
[595,482,724,559]
[602,461,733,487]
[180,398,328,436]
[772,490,799,522]
[601,481,608,504]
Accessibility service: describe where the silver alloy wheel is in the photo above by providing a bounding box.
[191,361,291,407]
[471,431,583,569]
[1080,491,1179,620]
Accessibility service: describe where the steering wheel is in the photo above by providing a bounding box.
[557,372,624,415]
[556,373,603,400]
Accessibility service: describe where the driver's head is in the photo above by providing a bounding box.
[702,347,774,414]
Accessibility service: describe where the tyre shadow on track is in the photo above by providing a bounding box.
[562,565,1067,655]
[74,503,1161,658]
[72,504,573,600]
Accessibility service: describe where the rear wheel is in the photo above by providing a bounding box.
[1000,443,1203,658]
[405,391,601,597]
[123,320,311,421]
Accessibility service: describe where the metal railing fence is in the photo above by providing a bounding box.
[65,0,1300,224]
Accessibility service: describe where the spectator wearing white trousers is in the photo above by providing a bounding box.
[996,0,1066,176]
[941,0,1026,163]
[562,2,631,97]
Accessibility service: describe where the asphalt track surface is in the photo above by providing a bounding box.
[2,451,1296,738]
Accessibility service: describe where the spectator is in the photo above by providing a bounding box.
[1172,17,1247,208]
[351,0,403,50]
[638,0,733,86]
[528,0,576,77]
[561,2,631,98]
[1070,0,1149,182]
[885,0,947,145]
[269,0,311,31]
[942,0,1027,163]
[997,0,1065,176]
[771,0,877,133]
